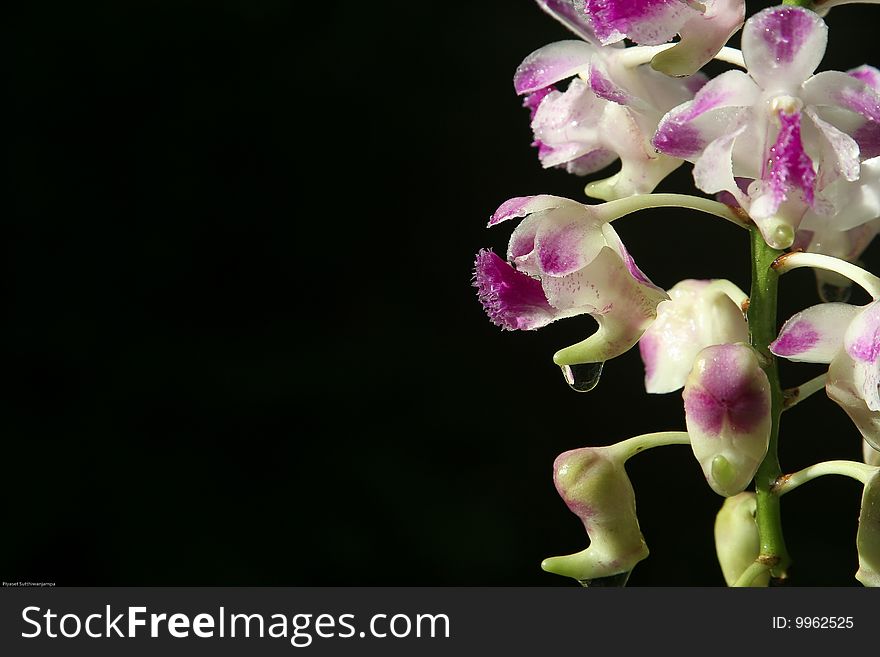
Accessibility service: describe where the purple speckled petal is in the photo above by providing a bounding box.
[803,108,860,198]
[845,301,880,411]
[514,41,596,96]
[650,0,746,77]
[684,343,771,497]
[827,352,880,451]
[542,245,668,363]
[535,0,603,45]
[489,195,576,227]
[748,110,816,221]
[802,70,880,159]
[770,302,860,363]
[473,249,559,331]
[531,78,608,171]
[534,211,607,277]
[587,59,636,107]
[849,65,880,92]
[693,123,750,207]
[653,70,757,160]
[523,85,557,120]
[564,148,618,176]
[583,0,698,46]
[741,6,827,92]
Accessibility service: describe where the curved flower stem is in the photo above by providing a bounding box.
[607,431,690,463]
[748,227,791,580]
[619,45,745,70]
[733,561,772,588]
[597,193,750,230]
[772,251,880,299]
[782,372,828,411]
[772,460,877,496]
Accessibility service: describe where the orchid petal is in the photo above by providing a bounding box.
[771,302,861,363]
[741,6,827,93]
[849,65,880,92]
[548,244,669,366]
[489,194,578,227]
[693,123,750,209]
[473,250,560,331]
[844,300,880,411]
[531,78,609,171]
[804,108,860,195]
[749,110,816,224]
[535,0,604,45]
[651,0,746,78]
[802,70,880,122]
[653,70,758,160]
[640,279,749,394]
[826,351,880,451]
[514,41,596,96]
[583,0,699,47]
[684,344,771,497]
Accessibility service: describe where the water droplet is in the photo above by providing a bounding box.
[579,571,632,587]
[561,362,604,392]
[819,281,852,303]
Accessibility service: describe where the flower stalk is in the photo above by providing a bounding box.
[747,227,791,579]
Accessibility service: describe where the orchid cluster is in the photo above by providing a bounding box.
[475,0,880,586]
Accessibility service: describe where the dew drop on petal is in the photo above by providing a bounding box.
[562,362,605,392]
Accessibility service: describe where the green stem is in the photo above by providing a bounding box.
[773,461,877,496]
[607,431,690,463]
[733,561,772,588]
[782,0,815,8]
[747,227,791,579]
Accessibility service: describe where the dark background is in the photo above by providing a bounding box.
[4,0,878,586]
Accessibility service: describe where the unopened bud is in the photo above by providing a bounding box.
[857,470,880,587]
[541,447,648,582]
[714,493,769,587]
[684,344,771,496]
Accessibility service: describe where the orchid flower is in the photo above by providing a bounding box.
[683,343,771,496]
[770,253,880,451]
[517,3,711,200]
[714,492,769,587]
[474,195,668,382]
[639,278,749,394]
[574,0,746,77]
[654,6,880,249]
[771,299,880,451]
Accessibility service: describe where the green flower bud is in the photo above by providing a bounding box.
[714,492,769,587]
[541,447,648,583]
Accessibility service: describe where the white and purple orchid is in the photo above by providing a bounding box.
[639,278,749,394]
[556,0,746,77]
[474,195,668,377]
[654,6,880,249]
[771,298,880,450]
[517,3,709,199]
[481,1,880,587]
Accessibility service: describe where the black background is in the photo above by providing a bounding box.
[4,0,879,586]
